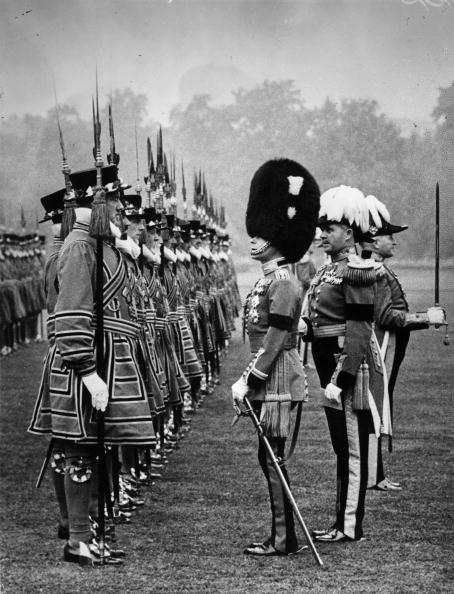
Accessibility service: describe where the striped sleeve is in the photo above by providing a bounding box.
[55,240,96,376]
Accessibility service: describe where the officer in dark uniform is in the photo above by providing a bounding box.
[232,159,320,556]
[302,186,386,543]
[360,195,447,491]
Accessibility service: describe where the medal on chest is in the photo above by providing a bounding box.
[244,277,272,327]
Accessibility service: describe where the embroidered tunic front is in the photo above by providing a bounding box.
[243,259,307,404]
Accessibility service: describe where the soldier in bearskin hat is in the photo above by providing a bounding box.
[231,158,320,556]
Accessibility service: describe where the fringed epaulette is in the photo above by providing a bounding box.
[344,255,376,286]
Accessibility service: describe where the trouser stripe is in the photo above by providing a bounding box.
[344,397,361,539]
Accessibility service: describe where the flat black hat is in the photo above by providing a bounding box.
[166,214,176,229]
[70,165,118,193]
[144,207,158,226]
[145,207,162,228]
[39,188,65,223]
[122,193,142,209]
[179,221,191,237]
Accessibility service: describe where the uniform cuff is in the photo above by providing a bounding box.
[302,317,313,342]
[335,370,356,390]
[246,371,266,390]
[78,363,97,377]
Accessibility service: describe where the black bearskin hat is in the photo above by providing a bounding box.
[246,159,320,263]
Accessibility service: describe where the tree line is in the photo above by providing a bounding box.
[1,80,452,260]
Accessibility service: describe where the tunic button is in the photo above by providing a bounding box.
[317,289,321,294]
[313,321,318,327]
[314,313,318,317]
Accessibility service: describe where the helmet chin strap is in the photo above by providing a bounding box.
[250,239,271,256]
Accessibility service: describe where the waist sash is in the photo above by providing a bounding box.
[313,323,346,339]
[92,315,140,339]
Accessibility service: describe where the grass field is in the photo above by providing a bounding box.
[0,266,453,593]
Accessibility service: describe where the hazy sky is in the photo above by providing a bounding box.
[1,0,453,124]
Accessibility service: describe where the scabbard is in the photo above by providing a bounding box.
[35,438,55,489]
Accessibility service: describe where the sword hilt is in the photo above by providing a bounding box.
[435,310,449,346]
[231,399,253,426]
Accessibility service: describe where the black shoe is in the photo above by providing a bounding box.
[114,510,132,524]
[244,542,307,557]
[314,529,363,543]
[89,540,124,565]
[63,542,94,566]
[128,496,145,507]
[372,478,402,491]
[311,525,336,538]
[288,545,309,555]
[105,544,126,558]
[244,543,281,556]
[119,501,137,512]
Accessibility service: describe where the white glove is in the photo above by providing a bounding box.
[325,382,342,405]
[427,306,446,326]
[298,317,308,336]
[231,376,249,404]
[82,372,109,412]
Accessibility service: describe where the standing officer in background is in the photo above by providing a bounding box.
[301,185,389,544]
[295,247,316,299]
[359,196,447,491]
[295,246,316,366]
[232,159,320,557]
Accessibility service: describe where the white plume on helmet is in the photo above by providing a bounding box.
[319,185,369,233]
[365,194,390,230]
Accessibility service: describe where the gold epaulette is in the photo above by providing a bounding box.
[344,255,376,286]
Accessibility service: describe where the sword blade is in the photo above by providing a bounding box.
[35,438,54,489]
[435,182,440,306]
[243,397,324,567]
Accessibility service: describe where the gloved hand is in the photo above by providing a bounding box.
[298,317,308,336]
[82,372,109,412]
[427,306,446,326]
[231,376,249,404]
[325,382,342,405]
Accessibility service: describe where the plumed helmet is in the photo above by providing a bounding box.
[246,159,320,263]
[318,185,370,241]
[363,195,407,239]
